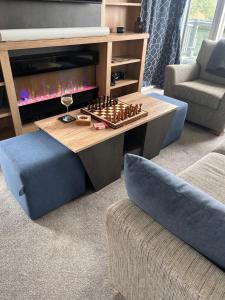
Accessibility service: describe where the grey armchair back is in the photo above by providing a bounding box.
[197,40,225,86]
[164,40,225,134]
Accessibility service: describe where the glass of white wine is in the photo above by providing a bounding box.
[61,94,74,122]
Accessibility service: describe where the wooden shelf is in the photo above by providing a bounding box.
[111,58,141,67]
[0,28,148,138]
[110,79,138,90]
[0,107,11,119]
[106,2,141,6]
[0,33,148,51]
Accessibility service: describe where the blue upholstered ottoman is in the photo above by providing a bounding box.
[0,130,86,219]
[148,93,188,148]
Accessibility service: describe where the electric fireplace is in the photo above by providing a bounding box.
[6,49,99,123]
[15,66,96,107]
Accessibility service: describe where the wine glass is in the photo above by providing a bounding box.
[61,94,74,122]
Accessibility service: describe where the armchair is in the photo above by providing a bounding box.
[164,40,225,135]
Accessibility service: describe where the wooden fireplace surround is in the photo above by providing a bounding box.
[0,32,148,138]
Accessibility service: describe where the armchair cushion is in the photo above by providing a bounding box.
[174,79,225,109]
[124,153,225,270]
[164,63,200,97]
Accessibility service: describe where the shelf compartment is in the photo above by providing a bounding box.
[111,57,141,67]
[110,79,138,90]
[106,2,141,6]
[0,107,11,119]
[106,6,140,33]
[112,40,144,59]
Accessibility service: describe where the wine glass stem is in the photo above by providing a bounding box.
[67,106,69,114]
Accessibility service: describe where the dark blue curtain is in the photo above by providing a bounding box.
[141,0,187,88]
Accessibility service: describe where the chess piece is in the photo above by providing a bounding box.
[135,104,139,114]
[117,111,121,122]
[102,96,105,108]
[139,104,142,113]
[113,111,116,123]
[121,109,124,120]
[128,106,132,117]
[124,108,128,119]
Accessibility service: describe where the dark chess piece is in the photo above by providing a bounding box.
[121,109,124,120]
[102,96,105,108]
[117,111,121,122]
[98,99,102,110]
[113,112,116,123]
[124,107,128,119]
[139,104,142,112]
[135,104,139,114]
[107,96,110,107]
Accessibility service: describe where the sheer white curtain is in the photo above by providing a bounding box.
[209,0,225,40]
[181,0,225,63]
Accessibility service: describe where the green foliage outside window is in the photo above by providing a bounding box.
[190,0,217,20]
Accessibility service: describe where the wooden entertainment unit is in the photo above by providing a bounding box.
[0,0,147,139]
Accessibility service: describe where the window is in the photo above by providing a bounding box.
[181,0,217,63]
[181,0,225,63]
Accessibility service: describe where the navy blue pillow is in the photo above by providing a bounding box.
[124,154,225,270]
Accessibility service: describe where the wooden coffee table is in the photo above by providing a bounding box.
[35,92,176,191]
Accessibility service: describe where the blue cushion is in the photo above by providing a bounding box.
[124,153,225,270]
[148,93,188,148]
[0,130,86,219]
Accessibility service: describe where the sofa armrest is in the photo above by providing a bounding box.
[106,199,225,300]
[164,63,200,97]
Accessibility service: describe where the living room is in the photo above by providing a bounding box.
[0,0,225,299]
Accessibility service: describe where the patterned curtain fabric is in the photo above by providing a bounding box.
[141,0,187,88]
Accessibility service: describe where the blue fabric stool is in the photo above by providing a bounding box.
[0,130,86,219]
[148,93,188,148]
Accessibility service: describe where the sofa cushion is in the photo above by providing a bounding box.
[174,79,225,109]
[197,39,225,85]
[124,153,225,270]
[179,153,225,204]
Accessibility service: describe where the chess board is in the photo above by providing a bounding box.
[80,98,148,129]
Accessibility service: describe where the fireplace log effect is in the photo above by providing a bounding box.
[6,49,99,123]
[15,66,96,106]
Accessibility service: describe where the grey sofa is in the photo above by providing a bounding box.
[164,40,225,135]
[106,140,225,300]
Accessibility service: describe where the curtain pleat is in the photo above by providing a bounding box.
[141,0,187,88]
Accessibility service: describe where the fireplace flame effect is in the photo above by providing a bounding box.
[18,78,96,107]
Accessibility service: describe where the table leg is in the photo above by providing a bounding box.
[142,111,175,159]
[78,134,124,191]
